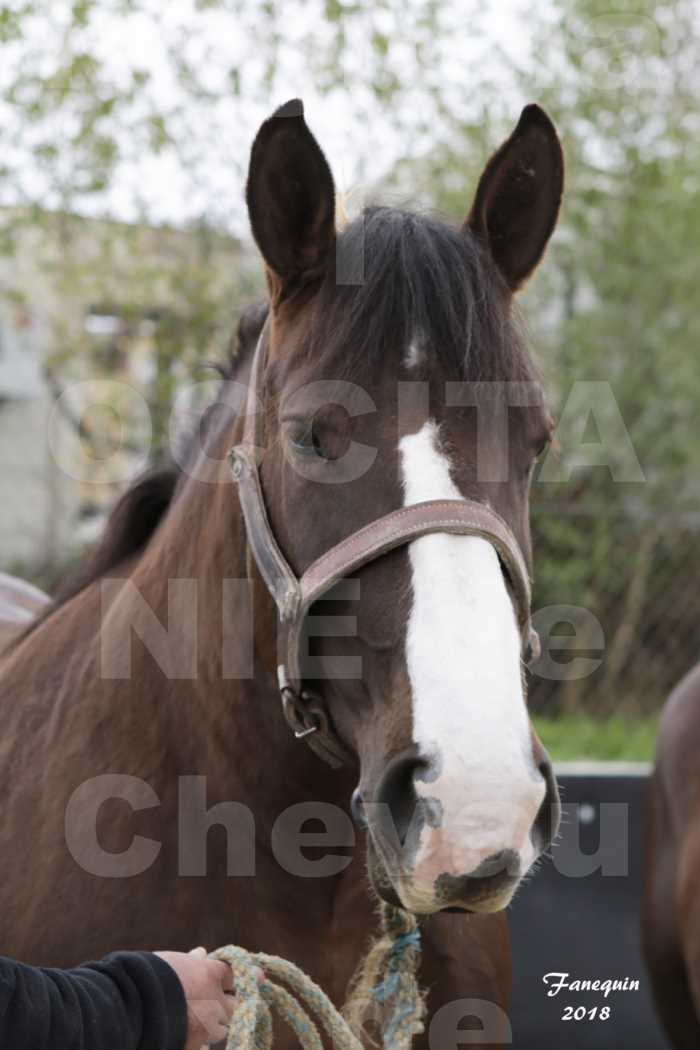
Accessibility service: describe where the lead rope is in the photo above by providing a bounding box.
[343,904,426,1048]
[212,904,425,1049]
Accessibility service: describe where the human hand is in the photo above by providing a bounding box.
[155,946,235,1049]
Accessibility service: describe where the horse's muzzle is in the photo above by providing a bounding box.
[355,742,560,915]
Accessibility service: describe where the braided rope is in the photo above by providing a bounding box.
[343,904,426,1049]
[213,944,361,1050]
[212,905,425,1049]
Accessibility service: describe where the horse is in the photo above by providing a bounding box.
[0,99,563,1048]
[643,663,700,1049]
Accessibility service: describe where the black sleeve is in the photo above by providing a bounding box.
[0,951,188,1050]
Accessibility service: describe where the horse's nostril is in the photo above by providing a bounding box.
[373,745,429,847]
[350,787,367,827]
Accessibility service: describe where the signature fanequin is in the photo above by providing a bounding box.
[543,972,641,998]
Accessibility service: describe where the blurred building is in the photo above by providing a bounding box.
[0,209,252,577]
[0,301,79,571]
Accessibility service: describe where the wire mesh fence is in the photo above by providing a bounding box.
[529,499,700,719]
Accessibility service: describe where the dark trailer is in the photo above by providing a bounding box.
[509,763,669,1049]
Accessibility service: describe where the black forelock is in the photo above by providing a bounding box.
[306,205,538,384]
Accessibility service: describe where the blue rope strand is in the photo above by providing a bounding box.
[369,917,423,1045]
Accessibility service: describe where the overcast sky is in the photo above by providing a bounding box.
[0,0,541,234]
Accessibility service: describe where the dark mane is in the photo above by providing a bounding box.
[44,468,181,616]
[24,300,268,634]
[310,206,537,384]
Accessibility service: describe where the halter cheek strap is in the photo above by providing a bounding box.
[230,321,540,769]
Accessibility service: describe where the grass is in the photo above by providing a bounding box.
[533,713,660,763]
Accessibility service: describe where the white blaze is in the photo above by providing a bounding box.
[399,421,545,908]
[404,337,425,369]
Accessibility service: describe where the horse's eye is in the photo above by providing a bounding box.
[289,420,326,459]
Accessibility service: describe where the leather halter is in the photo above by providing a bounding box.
[230,320,540,768]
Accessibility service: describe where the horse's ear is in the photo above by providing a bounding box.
[466,104,563,292]
[246,99,335,300]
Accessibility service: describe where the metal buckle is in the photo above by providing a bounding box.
[294,721,320,741]
[280,686,320,740]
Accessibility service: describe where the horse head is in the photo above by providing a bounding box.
[241,99,563,915]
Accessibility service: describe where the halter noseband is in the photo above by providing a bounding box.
[230,320,540,769]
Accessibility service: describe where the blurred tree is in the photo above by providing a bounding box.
[0,0,463,223]
[521,0,700,713]
[0,0,478,461]
[385,0,700,715]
